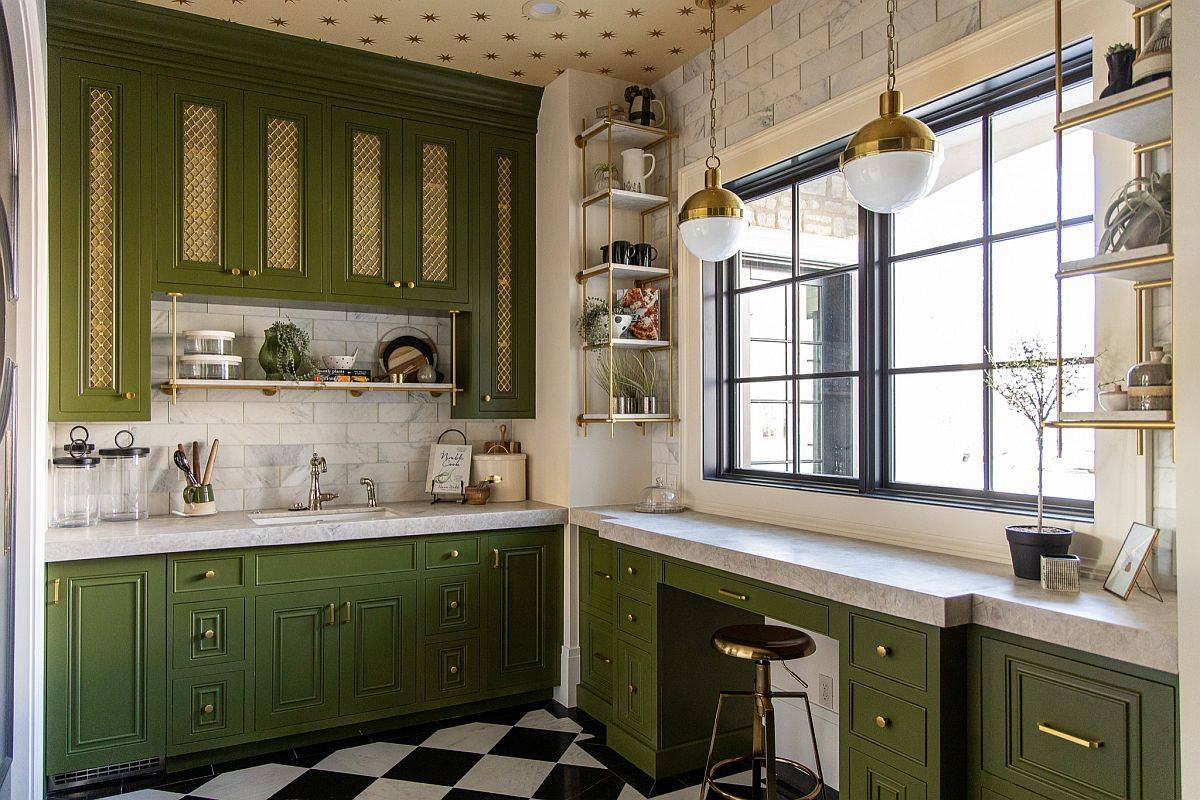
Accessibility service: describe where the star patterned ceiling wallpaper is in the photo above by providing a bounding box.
[137,0,774,86]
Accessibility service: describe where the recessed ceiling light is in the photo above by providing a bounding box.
[522,0,565,21]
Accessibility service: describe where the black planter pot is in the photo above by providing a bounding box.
[1005,525,1073,580]
[1100,49,1136,98]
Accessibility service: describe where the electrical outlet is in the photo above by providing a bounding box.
[817,673,835,710]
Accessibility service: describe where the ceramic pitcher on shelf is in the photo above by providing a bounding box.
[621,147,655,194]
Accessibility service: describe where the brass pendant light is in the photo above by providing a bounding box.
[678,0,749,262]
[840,0,942,213]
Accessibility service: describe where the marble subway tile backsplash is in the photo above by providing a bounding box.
[54,300,510,517]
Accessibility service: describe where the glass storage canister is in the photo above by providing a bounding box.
[51,447,100,528]
[1126,346,1172,411]
[179,354,243,380]
[183,329,237,355]
[98,430,151,521]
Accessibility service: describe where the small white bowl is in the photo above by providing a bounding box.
[322,355,357,370]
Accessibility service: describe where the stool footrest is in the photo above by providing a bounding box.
[703,755,824,800]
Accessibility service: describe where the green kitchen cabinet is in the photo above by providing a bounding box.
[484,529,561,690]
[339,580,418,716]
[45,557,166,777]
[50,58,150,421]
[402,120,470,305]
[253,587,340,731]
[461,132,535,419]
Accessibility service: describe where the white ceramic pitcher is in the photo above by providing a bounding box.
[621,147,656,193]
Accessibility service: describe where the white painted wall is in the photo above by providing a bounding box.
[764,620,840,791]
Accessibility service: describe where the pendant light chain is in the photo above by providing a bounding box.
[706,0,720,170]
[886,0,897,92]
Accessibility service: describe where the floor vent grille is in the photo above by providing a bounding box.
[48,755,164,791]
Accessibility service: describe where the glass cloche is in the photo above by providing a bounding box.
[633,479,686,514]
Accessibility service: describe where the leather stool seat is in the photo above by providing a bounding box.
[712,624,816,662]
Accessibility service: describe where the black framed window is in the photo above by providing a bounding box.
[707,46,1096,517]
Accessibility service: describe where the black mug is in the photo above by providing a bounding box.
[630,243,658,267]
[601,240,634,265]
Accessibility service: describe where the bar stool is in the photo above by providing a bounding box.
[701,624,827,800]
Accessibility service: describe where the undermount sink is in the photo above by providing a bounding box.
[248,505,398,527]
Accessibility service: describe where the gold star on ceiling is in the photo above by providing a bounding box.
[511,69,524,76]
[626,8,643,18]
[669,46,683,54]
[529,51,545,59]
[600,30,615,39]
[641,64,656,72]
[621,48,637,57]
[420,12,438,21]
[575,50,590,58]
[573,8,592,18]
[678,5,695,14]
[371,14,388,23]
[439,52,453,61]
[730,3,747,10]
[599,66,612,74]
[503,32,518,41]
[319,15,337,24]
[407,34,422,42]
[698,25,712,35]
[472,10,490,20]
[359,36,375,44]
[648,28,664,37]
[484,51,499,59]
[268,15,287,26]
[454,33,471,41]
[551,31,567,40]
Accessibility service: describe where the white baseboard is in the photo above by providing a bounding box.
[555,645,580,707]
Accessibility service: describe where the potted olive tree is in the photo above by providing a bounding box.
[985,339,1086,580]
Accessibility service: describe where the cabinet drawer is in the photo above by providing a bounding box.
[170,671,246,748]
[616,594,653,644]
[425,537,480,569]
[425,637,479,700]
[850,613,928,691]
[424,572,479,635]
[171,553,245,595]
[580,610,614,696]
[614,638,656,744]
[255,541,416,585]
[662,561,828,635]
[580,529,615,613]
[980,635,1177,800]
[616,548,655,596]
[848,748,927,800]
[171,597,245,669]
[849,681,927,765]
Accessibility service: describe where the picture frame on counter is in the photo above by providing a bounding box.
[1103,521,1161,601]
[427,429,472,503]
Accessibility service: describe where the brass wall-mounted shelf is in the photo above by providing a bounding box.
[159,378,459,398]
[1056,243,1171,281]
[1054,77,1171,144]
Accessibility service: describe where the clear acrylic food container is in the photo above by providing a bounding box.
[183,329,236,355]
[98,431,151,521]
[50,454,100,528]
[179,354,243,380]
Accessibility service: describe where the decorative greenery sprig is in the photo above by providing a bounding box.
[264,319,314,381]
[577,297,611,345]
[1106,42,1134,55]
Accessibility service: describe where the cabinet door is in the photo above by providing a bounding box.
[254,588,339,731]
[484,530,560,690]
[338,580,417,716]
[52,59,148,420]
[154,77,243,288]
[242,92,325,295]
[45,557,166,776]
[329,107,405,300]
[848,748,927,800]
[614,638,656,745]
[469,133,535,418]
[402,121,469,304]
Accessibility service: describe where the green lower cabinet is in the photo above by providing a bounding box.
[425,638,480,700]
[613,638,656,745]
[254,587,340,731]
[579,610,614,698]
[339,580,418,716]
[45,557,166,777]
[425,571,479,636]
[849,748,928,800]
[170,671,246,747]
[484,530,561,690]
[170,597,245,670]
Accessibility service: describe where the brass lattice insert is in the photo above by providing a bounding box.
[351,130,384,278]
[181,102,220,264]
[86,88,117,390]
[265,116,302,272]
[421,142,450,284]
[495,154,514,394]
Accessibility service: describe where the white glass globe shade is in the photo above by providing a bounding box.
[843,149,942,214]
[679,215,749,262]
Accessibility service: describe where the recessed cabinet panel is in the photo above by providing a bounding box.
[339,580,418,716]
[170,671,245,748]
[614,638,655,745]
[425,638,479,700]
[170,597,245,668]
[425,572,479,636]
[579,529,614,614]
[484,530,560,690]
[848,748,927,800]
[254,588,339,731]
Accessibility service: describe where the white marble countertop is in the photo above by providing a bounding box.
[45,501,569,562]
[572,505,1178,674]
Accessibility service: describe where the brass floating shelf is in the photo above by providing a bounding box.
[582,188,670,213]
[1046,418,1174,431]
[1055,78,1171,145]
[578,413,678,423]
[575,118,673,150]
[1056,244,1172,281]
[583,339,671,352]
[577,262,671,283]
[160,378,460,398]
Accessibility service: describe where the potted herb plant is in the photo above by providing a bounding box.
[259,319,316,381]
[626,353,660,414]
[592,162,619,193]
[985,339,1086,580]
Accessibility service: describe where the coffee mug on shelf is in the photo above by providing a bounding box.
[602,240,634,265]
[631,243,658,267]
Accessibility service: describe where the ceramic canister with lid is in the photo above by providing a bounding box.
[1126,346,1172,410]
[471,453,526,502]
[98,430,151,521]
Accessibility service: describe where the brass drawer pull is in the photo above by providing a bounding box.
[1037,722,1102,749]
[626,613,636,623]
[593,570,612,581]
[594,653,613,664]
[448,549,459,558]
[718,588,748,601]
[628,683,637,694]
[626,566,637,575]
[326,603,336,625]
[449,665,459,674]
[203,570,216,579]
[449,600,459,609]
[343,601,352,624]
[875,715,890,729]
[492,548,500,568]
[203,629,216,640]
[202,703,215,715]
[52,578,60,605]
[876,645,891,658]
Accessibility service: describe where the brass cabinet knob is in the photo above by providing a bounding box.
[123,391,136,400]
[628,683,637,694]
[203,570,216,579]
[392,280,403,288]
[594,570,612,581]
[202,703,215,715]
[876,645,891,658]
[449,600,459,609]
[626,613,636,623]
[875,715,890,729]
[449,549,459,558]
[626,566,637,575]
[203,629,216,640]
[247,269,258,277]
[482,394,492,402]
[407,281,416,289]
[227,267,242,276]
[594,653,612,664]
[449,665,459,674]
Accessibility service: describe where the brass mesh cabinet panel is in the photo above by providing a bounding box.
[420,142,450,284]
[264,116,301,273]
[86,88,117,390]
[180,102,220,265]
[494,154,514,395]
[351,130,384,279]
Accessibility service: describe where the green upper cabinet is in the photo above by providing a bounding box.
[461,132,535,418]
[402,121,470,305]
[45,557,166,777]
[51,58,149,421]
[242,92,325,294]
[484,530,561,690]
[155,78,325,295]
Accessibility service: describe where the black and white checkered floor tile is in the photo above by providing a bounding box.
[74,701,831,800]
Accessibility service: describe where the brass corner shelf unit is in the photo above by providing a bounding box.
[159,292,462,402]
[1048,0,1173,455]
[575,114,678,436]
